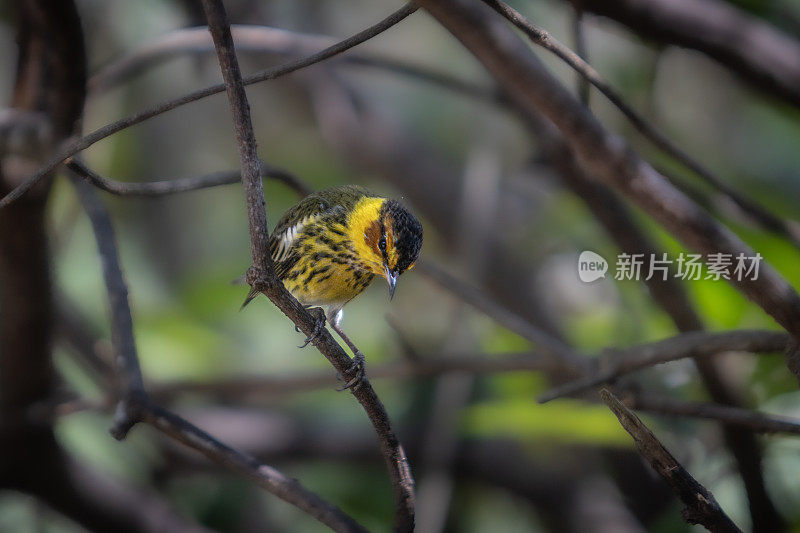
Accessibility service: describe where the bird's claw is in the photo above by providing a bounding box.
[298,308,326,348]
[337,351,366,391]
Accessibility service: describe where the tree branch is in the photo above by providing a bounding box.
[149,350,556,402]
[87,21,800,250]
[69,174,366,533]
[0,4,207,532]
[601,389,742,532]
[67,178,145,436]
[483,0,800,249]
[67,158,311,198]
[89,24,495,104]
[0,4,417,210]
[570,2,590,106]
[199,1,415,529]
[415,0,800,356]
[628,394,800,436]
[539,330,789,402]
[140,403,366,532]
[572,0,800,109]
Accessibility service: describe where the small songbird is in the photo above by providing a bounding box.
[242,185,423,388]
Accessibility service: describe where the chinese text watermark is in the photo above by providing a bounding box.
[578,251,762,282]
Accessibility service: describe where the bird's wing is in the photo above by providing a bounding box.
[269,186,371,278]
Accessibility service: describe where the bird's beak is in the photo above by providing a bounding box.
[384,265,399,300]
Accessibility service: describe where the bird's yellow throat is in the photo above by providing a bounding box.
[346,196,386,277]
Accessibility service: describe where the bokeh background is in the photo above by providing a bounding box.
[2,0,800,531]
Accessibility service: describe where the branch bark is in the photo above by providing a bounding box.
[539,330,789,402]
[67,158,311,197]
[601,389,742,532]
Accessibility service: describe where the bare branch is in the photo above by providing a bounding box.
[601,389,742,531]
[482,0,800,249]
[140,403,367,532]
[0,4,417,209]
[0,4,209,533]
[68,174,366,533]
[67,176,145,436]
[199,1,415,529]
[89,25,494,104]
[628,394,800,435]
[415,0,800,355]
[539,330,789,402]
[89,21,800,253]
[573,0,800,109]
[149,331,788,414]
[418,261,585,371]
[570,2,590,106]
[66,361,800,437]
[154,409,586,529]
[149,351,559,403]
[515,42,784,527]
[67,158,311,198]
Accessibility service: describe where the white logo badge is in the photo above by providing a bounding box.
[578,251,608,282]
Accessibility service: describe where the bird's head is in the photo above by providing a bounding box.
[348,197,423,298]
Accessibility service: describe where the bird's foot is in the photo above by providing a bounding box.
[298,307,327,348]
[337,351,366,391]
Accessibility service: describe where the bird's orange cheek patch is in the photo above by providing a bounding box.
[364,220,381,255]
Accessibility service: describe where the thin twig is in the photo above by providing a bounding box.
[199,1,415,529]
[601,389,742,532]
[538,330,789,402]
[628,394,800,435]
[0,4,417,210]
[570,2,590,106]
[417,261,586,371]
[482,0,800,249]
[67,158,311,198]
[90,25,491,103]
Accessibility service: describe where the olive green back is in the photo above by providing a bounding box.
[270,185,372,240]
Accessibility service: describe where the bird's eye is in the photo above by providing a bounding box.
[378,236,387,252]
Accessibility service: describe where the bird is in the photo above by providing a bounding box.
[241,184,423,389]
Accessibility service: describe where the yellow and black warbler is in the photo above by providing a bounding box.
[242,185,423,387]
